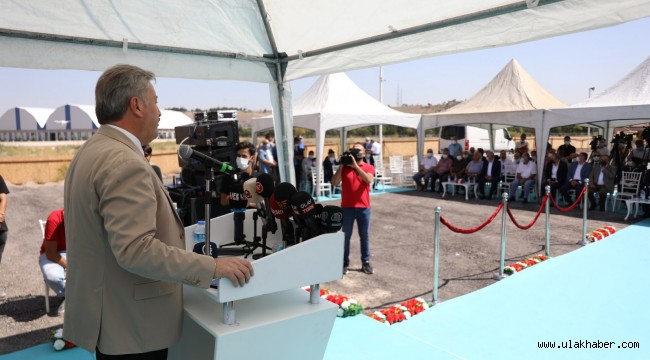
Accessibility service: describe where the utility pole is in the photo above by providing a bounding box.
[588,87,595,138]
[378,66,384,154]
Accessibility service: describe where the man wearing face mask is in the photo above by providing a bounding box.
[413,148,438,192]
[219,141,257,208]
[448,136,462,157]
[629,139,648,165]
[587,154,615,211]
[257,139,276,175]
[509,152,537,204]
[323,149,339,183]
[559,152,592,205]
[430,148,453,193]
[450,151,468,182]
[557,136,577,162]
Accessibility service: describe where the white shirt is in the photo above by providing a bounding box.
[107,124,144,156]
[487,160,493,176]
[516,161,537,179]
[371,142,381,155]
[597,169,605,186]
[422,155,438,170]
[551,163,559,179]
[572,163,584,181]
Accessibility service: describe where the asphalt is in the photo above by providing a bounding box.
[0,179,634,354]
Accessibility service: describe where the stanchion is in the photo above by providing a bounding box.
[223,301,236,325]
[577,178,590,246]
[545,185,551,257]
[432,206,441,305]
[492,192,509,281]
[309,284,320,304]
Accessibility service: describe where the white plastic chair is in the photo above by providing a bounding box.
[388,156,404,184]
[374,166,393,192]
[39,219,51,313]
[613,171,642,211]
[311,169,332,198]
[499,171,516,197]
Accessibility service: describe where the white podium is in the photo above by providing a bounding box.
[170,212,344,360]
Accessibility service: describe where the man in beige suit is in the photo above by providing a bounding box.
[63,65,253,359]
[588,155,616,211]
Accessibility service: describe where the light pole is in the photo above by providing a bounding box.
[587,87,595,138]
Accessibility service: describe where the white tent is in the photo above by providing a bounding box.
[419,58,566,195]
[543,56,650,150]
[2,0,650,183]
[0,106,52,141]
[251,72,419,192]
[47,104,99,130]
[159,110,193,130]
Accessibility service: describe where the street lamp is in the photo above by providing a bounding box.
[588,86,595,98]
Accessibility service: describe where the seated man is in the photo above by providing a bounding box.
[559,152,593,205]
[450,151,468,182]
[413,148,437,191]
[509,152,537,204]
[587,155,615,211]
[464,151,484,181]
[477,150,501,200]
[543,152,567,201]
[323,149,338,183]
[39,208,66,315]
[429,148,452,192]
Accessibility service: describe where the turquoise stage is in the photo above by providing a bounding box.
[3,219,649,359]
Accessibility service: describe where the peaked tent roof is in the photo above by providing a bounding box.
[543,55,650,145]
[442,58,566,114]
[251,72,420,134]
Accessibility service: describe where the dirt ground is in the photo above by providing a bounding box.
[0,180,635,355]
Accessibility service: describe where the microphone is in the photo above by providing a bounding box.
[290,191,323,241]
[229,183,248,244]
[269,193,295,247]
[178,144,235,174]
[274,182,299,245]
[320,205,343,233]
[193,241,219,258]
[255,174,277,233]
[243,177,261,207]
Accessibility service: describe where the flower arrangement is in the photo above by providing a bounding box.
[304,287,363,317]
[51,328,75,351]
[503,255,549,275]
[585,225,616,242]
[368,297,432,325]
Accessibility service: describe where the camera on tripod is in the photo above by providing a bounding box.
[340,148,363,165]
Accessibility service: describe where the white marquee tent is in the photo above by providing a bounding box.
[2,0,650,182]
[251,72,419,190]
[542,55,650,150]
[0,106,52,140]
[47,104,99,130]
[418,58,566,194]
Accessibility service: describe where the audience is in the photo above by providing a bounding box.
[430,148,452,193]
[477,150,501,200]
[413,148,438,192]
[543,152,567,202]
[587,155,615,211]
[509,152,537,204]
[559,152,592,205]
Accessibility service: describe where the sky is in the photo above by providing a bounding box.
[1,17,649,114]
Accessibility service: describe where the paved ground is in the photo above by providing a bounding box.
[0,180,635,354]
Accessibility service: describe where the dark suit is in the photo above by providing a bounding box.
[588,164,616,210]
[559,161,593,204]
[543,160,568,199]
[477,158,501,199]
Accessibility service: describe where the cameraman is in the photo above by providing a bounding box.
[332,143,375,275]
[219,141,257,208]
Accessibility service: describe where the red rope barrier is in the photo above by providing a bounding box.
[548,186,587,212]
[507,195,549,230]
[440,203,503,234]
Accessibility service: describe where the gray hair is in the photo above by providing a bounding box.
[95,64,155,124]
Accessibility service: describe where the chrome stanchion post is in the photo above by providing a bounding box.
[545,185,551,257]
[577,178,590,246]
[309,284,320,304]
[492,192,508,280]
[223,301,236,325]
[432,206,441,305]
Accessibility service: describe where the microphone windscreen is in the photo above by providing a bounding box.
[274,182,297,211]
[178,144,192,159]
[243,177,261,204]
[229,183,248,210]
[256,173,275,198]
[320,205,343,233]
[269,194,292,219]
[290,191,317,218]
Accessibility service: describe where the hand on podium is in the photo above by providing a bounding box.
[214,258,254,287]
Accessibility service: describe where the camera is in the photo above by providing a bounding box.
[340,148,363,165]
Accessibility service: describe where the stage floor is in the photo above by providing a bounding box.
[324,219,650,359]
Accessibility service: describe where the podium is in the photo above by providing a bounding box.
[170,212,344,360]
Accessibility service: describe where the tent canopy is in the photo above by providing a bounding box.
[3,0,650,182]
[159,110,193,130]
[543,55,650,146]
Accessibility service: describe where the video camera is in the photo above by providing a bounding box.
[589,135,604,151]
[611,131,633,149]
[340,148,363,165]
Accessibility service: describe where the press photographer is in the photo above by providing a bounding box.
[331,143,375,276]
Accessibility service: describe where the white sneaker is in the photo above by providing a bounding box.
[57,299,65,316]
[0,290,6,300]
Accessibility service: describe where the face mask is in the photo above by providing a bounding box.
[427,153,433,158]
[236,157,249,170]
[564,141,570,146]
[329,156,335,162]
[456,155,462,161]
[309,156,315,160]
[593,156,600,162]
[441,154,448,158]
[451,140,457,144]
